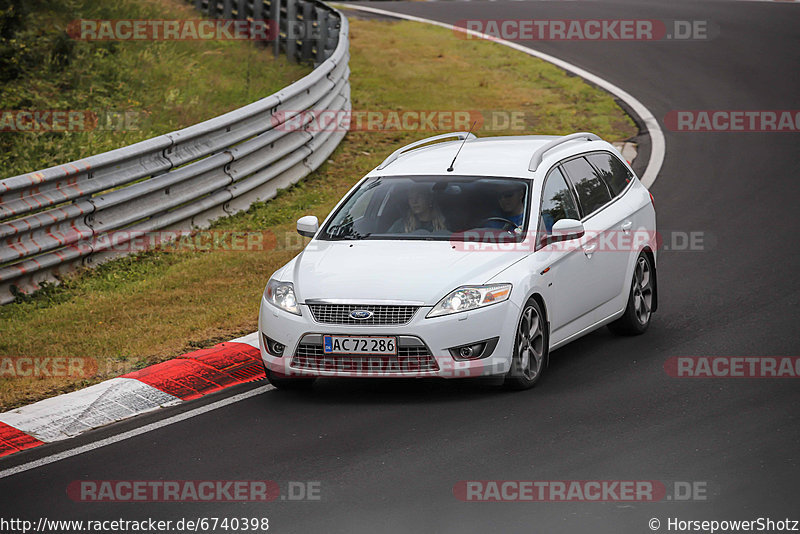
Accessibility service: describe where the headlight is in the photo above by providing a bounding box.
[264,279,301,315]
[426,284,511,318]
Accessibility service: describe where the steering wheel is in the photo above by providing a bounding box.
[480,217,520,232]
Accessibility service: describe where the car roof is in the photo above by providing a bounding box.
[365,134,616,180]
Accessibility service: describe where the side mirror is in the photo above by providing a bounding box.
[297,215,319,238]
[546,218,585,244]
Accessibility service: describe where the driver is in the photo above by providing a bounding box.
[488,184,526,229]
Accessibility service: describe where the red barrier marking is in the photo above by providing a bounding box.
[188,342,265,382]
[0,422,43,457]
[0,343,264,459]
[122,342,264,400]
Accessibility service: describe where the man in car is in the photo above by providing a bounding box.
[487,183,527,230]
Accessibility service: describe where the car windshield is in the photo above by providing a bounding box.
[319,176,531,241]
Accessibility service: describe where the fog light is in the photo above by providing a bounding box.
[450,342,486,361]
[448,338,500,361]
[459,346,476,358]
[263,333,285,356]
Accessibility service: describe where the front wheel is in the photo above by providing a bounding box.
[505,298,548,390]
[608,252,654,336]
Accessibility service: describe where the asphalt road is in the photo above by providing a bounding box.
[1,1,798,532]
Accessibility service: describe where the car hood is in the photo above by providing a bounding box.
[287,240,527,305]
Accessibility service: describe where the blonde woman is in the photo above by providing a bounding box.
[388,185,448,234]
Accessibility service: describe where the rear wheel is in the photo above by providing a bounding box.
[265,368,316,390]
[505,298,548,390]
[608,252,654,336]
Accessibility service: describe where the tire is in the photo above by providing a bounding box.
[504,298,548,390]
[608,252,655,336]
[265,368,316,390]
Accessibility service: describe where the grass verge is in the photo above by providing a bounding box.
[0,0,309,177]
[0,17,637,410]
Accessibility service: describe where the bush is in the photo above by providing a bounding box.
[0,0,28,82]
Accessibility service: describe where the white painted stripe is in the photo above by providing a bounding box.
[0,378,180,443]
[335,3,666,188]
[0,384,273,479]
[231,331,260,349]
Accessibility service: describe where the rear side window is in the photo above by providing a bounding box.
[540,167,580,234]
[585,152,633,197]
[561,156,612,217]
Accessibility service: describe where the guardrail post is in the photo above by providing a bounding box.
[300,1,313,61]
[316,9,328,63]
[328,15,340,52]
[285,0,297,63]
[272,0,281,57]
[253,0,265,48]
[236,0,247,19]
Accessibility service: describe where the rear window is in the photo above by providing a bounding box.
[585,152,634,197]
[561,157,612,217]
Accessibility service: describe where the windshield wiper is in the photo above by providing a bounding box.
[327,226,369,240]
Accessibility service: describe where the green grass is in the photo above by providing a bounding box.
[0,18,637,410]
[0,0,310,178]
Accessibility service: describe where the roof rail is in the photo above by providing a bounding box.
[376,131,477,170]
[528,132,601,172]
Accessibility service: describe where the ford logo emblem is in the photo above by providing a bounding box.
[349,310,373,320]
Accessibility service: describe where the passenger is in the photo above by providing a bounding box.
[388,185,447,233]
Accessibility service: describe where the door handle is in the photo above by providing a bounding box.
[583,243,597,258]
[621,221,633,234]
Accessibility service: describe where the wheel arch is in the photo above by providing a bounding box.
[641,246,658,313]
[527,291,551,367]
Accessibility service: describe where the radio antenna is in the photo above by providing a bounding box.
[447,121,477,172]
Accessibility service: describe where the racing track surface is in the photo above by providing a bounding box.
[1,1,798,532]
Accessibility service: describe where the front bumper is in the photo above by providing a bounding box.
[258,296,520,378]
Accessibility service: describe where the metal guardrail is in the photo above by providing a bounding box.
[0,0,349,304]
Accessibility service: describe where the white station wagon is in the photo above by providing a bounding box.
[259,132,658,389]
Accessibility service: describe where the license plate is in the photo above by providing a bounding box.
[323,335,397,355]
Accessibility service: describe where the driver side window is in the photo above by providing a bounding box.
[540,167,580,236]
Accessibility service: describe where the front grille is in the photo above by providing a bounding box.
[291,341,438,373]
[308,304,419,325]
